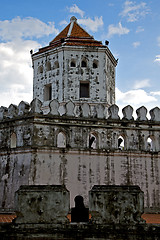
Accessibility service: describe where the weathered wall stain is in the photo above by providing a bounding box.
[1,104,160,210]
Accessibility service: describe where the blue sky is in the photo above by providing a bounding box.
[0,0,160,117]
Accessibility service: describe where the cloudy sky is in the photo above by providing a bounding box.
[0,0,160,116]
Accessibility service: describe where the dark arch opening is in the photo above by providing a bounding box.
[71,61,76,67]
[81,60,87,68]
[71,195,89,222]
[93,62,98,68]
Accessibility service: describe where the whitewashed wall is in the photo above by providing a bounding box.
[32,46,116,106]
[0,101,160,211]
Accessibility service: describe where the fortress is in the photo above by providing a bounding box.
[0,16,160,213]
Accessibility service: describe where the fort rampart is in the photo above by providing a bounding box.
[0,99,160,211]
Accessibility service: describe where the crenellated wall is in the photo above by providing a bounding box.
[1,99,160,151]
[0,99,160,211]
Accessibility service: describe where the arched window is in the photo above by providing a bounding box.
[46,61,51,71]
[88,133,97,149]
[57,132,66,148]
[11,133,17,148]
[71,61,76,67]
[54,61,59,69]
[118,136,124,150]
[38,65,43,74]
[147,137,153,151]
[81,60,87,68]
[93,60,98,69]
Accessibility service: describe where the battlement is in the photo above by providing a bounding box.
[1,99,160,211]
[0,98,160,122]
[1,99,160,152]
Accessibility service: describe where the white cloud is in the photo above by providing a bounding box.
[155,38,160,63]
[59,20,68,26]
[120,1,149,22]
[78,16,103,32]
[116,87,156,105]
[154,55,160,64]
[68,4,85,18]
[0,17,61,107]
[136,26,144,33]
[0,17,59,41]
[132,41,140,48]
[116,87,158,119]
[0,39,41,107]
[150,91,160,96]
[107,22,130,38]
[66,4,103,33]
[133,79,150,89]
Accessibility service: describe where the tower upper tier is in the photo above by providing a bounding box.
[32,16,117,107]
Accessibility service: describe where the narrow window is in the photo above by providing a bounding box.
[57,132,66,148]
[44,84,52,101]
[80,82,89,98]
[110,88,113,104]
[71,61,76,67]
[147,137,153,151]
[11,133,17,148]
[46,62,51,71]
[93,61,98,69]
[81,60,87,68]
[38,66,43,74]
[54,61,59,69]
[118,136,124,150]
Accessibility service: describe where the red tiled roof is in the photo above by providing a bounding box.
[0,213,160,224]
[70,22,91,38]
[142,214,160,224]
[50,17,92,44]
[33,17,104,56]
[50,23,71,43]
[0,214,16,223]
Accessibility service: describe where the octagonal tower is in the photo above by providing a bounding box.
[32,16,117,108]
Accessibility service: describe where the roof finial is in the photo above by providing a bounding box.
[70,16,77,23]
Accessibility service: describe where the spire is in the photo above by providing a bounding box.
[50,17,92,44]
[34,17,106,55]
[70,16,77,23]
[67,16,77,37]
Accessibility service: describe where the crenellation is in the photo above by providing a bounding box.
[96,104,105,119]
[18,101,30,116]
[66,101,75,116]
[0,106,7,120]
[149,106,160,121]
[49,99,59,116]
[81,103,90,118]
[108,104,120,120]
[1,100,160,142]
[122,105,133,120]
[30,98,42,114]
[7,104,18,119]
[136,106,148,121]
